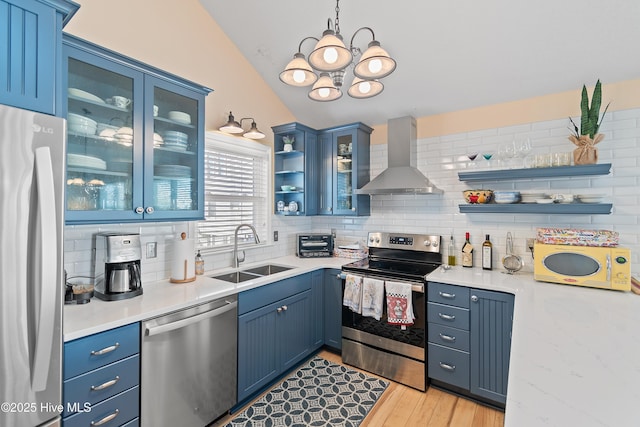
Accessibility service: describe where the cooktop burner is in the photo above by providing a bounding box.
[342,232,443,282]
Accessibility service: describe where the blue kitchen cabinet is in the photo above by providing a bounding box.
[469,288,514,405]
[237,274,312,404]
[62,34,211,224]
[311,269,324,350]
[0,0,78,115]
[317,123,372,216]
[63,323,140,426]
[272,122,319,216]
[323,268,343,350]
[427,282,513,408]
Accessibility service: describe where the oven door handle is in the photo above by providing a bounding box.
[339,272,425,293]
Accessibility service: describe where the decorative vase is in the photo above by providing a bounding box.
[283,143,293,152]
[568,133,604,165]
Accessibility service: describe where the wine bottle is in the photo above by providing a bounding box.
[462,232,473,268]
[447,235,456,266]
[482,234,493,270]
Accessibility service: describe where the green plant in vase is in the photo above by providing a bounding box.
[568,80,610,164]
[283,135,295,152]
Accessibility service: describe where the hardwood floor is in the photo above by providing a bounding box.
[214,349,504,427]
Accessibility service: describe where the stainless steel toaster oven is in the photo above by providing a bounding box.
[297,233,334,258]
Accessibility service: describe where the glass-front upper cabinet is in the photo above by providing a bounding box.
[62,34,211,224]
[318,123,372,216]
[144,76,204,221]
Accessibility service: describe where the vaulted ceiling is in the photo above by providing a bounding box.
[201,0,640,129]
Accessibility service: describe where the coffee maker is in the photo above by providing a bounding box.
[93,232,143,301]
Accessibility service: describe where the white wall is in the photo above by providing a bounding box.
[64,108,639,284]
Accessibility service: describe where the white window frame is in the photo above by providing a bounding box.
[196,131,271,253]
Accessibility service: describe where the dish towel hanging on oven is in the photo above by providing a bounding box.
[343,274,363,314]
[361,277,384,320]
[385,281,414,326]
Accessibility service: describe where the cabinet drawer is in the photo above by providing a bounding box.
[428,282,469,308]
[239,274,310,314]
[62,386,139,427]
[63,355,139,417]
[428,343,470,390]
[427,302,469,330]
[428,323,470,352]
[64,323,140,380]
[122,418,139,427]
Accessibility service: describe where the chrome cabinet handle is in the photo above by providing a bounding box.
[90,409,119,426]
[277,305,288,313]
[135,206,144,214]
[90,343,119,356]
[277,307,283,313]
[90,376,120,391]
[438,313,456,321]
[145,206,154,214]
[471,295,479,303]
[439,333,456,342]
[439,362,456,371]
[282,305,287,311]
[439,291,455,299]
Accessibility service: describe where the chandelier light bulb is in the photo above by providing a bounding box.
[293,69,306,83]
[368,59,382,74]
[323,47,338,64]
[318,87,331,98]
[358,81,371,94]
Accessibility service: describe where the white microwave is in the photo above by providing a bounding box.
[534,243,631,291]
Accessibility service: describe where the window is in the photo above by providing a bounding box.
[197,132,271,250]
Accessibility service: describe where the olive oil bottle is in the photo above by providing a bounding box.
[482,234,493,270]
[447,235,456,266]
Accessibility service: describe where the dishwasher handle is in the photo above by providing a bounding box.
[145,300,237,337]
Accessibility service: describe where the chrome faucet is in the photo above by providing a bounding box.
[233,224,261,268]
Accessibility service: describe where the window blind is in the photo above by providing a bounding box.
[197,133,270,249]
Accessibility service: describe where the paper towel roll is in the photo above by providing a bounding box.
[170,232,196,283]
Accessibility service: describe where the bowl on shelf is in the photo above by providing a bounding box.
[535,198,555,204]
[168,111,191,124]
[463,189,493,204]
[280,185,296,192]
[577,194,605,203]
[493,191,521,204]
[520,192,547,203]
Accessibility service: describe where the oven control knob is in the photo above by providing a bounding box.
[424,240,431,247]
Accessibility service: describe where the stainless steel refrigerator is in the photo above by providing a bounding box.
[0,104,66,427]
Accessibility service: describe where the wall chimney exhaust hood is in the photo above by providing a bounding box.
[357,116,443,195]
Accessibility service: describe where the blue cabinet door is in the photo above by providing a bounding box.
[0,0,77,115]
[237,300,279,402]
[469,289,514,405]
[311,270,324,349]
[317,131,334,215]
[279,290,312,372]
[323,269,342,350]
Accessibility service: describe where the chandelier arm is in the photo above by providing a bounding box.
[297,36,320,54]
[349,27,376,51]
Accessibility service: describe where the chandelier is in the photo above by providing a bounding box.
[279,0,396,102]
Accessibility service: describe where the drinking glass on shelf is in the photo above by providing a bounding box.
[482,153,493,168]
[519,138,532,168]
[466,151,478,168]
[502,142,516,168]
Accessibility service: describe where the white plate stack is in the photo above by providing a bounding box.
[155,164,191,178]
[67,153,107,170]
[114,127,134,146]
[68,113,98,135]
[520,192,546,203]
[162,130,189,151]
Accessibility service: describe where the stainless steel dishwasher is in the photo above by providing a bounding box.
[141,295,237,427]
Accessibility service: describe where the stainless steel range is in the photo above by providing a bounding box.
[341,232,442,391]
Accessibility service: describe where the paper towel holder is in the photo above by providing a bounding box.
[170,232,196,283]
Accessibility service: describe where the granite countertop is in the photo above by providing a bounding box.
[64,258,640,427]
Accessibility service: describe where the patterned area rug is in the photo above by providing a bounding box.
[226,356,389,426]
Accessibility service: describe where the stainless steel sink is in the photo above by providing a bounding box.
[241,264,293,276]
[211,271,261,283]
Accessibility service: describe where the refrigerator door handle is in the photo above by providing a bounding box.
[31,147,58,391]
